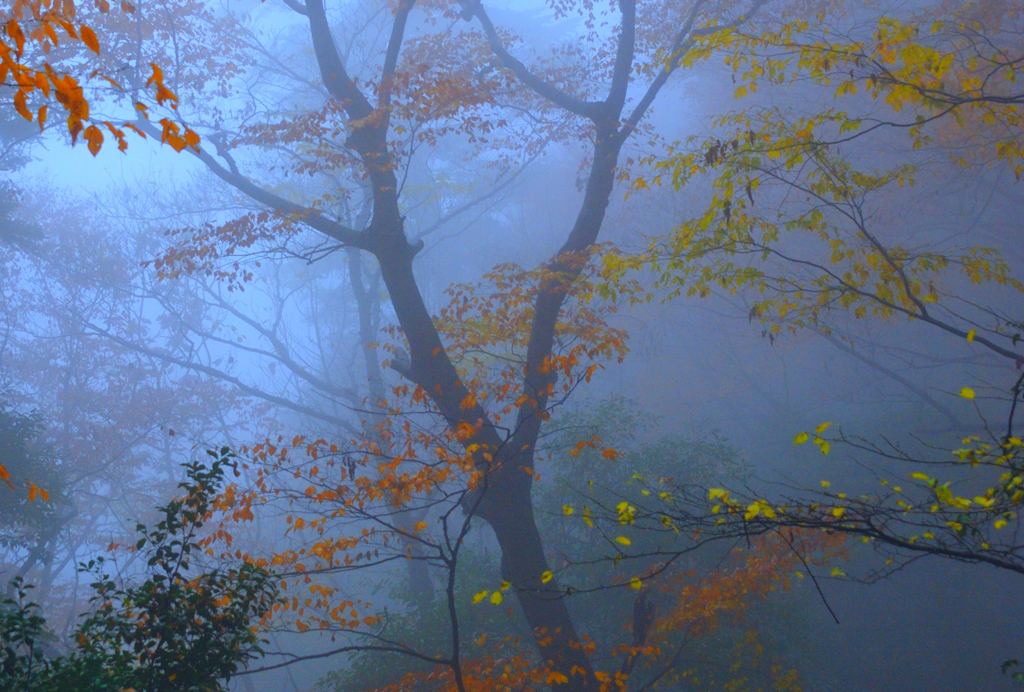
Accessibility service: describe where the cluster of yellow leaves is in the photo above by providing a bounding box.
[705,421,1024,562]
[603,2,1024,344]
[1,0,198,154]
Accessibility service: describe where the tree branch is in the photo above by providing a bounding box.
[460,0,603,120]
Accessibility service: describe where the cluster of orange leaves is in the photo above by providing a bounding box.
[1,0,197,153]
[428,253,631,422]
[196,256,644,635]
[340,531,839,692]
[651,530,847,643]
[205,427,473,634]
[0,461,49,502]
[355,631,633,692]
[148,211,293,289]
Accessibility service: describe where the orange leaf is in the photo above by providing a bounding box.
[95,0,110,12]
[0,465,13,490]
[83,124,103,155]
[14,90,32,121]
[121,0,135,13]
[27,483,49,502]
[123,122,147,139]
[146,63,164,89]
[184,128,200,150]
[80,25,100,54]
[7,20,25,56]
[68,117,84,144]
[36,105,47,131]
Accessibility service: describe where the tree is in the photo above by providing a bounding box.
[0,0,197,152]
[0,448,279,692]
[582,0,1024,678]
[0,188,265,634]
[99,1,782,689]
[0,406,70,593]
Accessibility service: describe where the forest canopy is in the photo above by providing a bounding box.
[0,0,1021,691]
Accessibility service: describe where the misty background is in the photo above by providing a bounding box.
[1,1,1021,690]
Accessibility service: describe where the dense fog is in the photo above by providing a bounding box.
[0,1,1022,690]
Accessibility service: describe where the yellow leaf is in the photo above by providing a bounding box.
[910,473,930,481]
[562,505,574,515]
[815,422,832,434]
[615,536,631,546]
[830,567,846,577]
[709,488,727,500]
[489,591,502,605]
[832,506,845,518]
[541,571,553,584]
[413,521,427,532]
[795,571,805,579]
[744,503,761,520]
[472,591,488,604]
[499,580,511,591]
[960,387,976,400]
[966,329,976,342]
[630,576,642,590]
[994,519,1008,529]
[820,480,831,488]
[794,432,810,445]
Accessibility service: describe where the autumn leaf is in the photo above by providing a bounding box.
[489,591,502,605]
[14,90,31,122]
[0,465,13,490]
[80,25,100,54]
[84,125,103,155]
[27,483,49,502]
[960,387,976,400]
[630,576,642,590]
[547,672,569,686]
[472,591,488,604]
[541,570,553,584]
[615,536,631,546]
[794,432,809,444]
[146,63,164,89]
